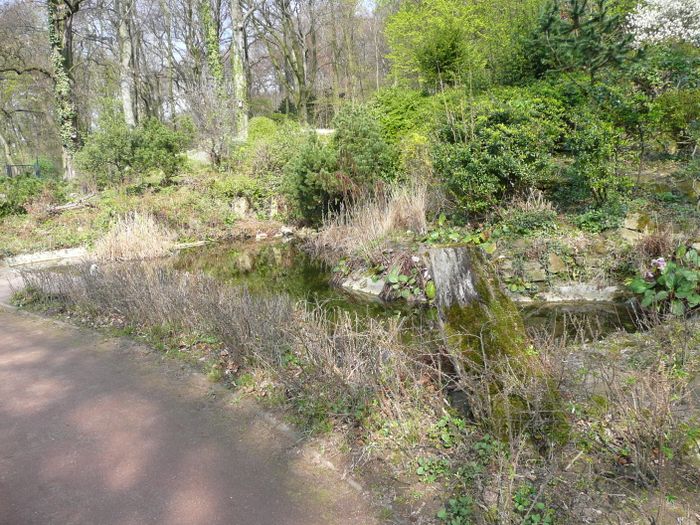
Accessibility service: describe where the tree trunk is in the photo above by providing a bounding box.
[117,0,136,128]
[231,0,249,140]
[47,0,82,181]
[160,0,176,120]
[0,129,14,166]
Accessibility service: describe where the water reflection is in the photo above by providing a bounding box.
[173,241,637,341]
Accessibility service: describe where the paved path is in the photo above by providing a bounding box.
[0,270,379,525]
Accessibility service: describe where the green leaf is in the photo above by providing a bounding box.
[655,291,669,301]
[671,300,686,316]
[425,281,436,300]
[687,294,700,307]
[387,267,400,284]
[664,273,677,290]
[676,289,691,299]
[482,242,497,255]
[628,279,651,294]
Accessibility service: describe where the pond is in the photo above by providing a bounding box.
[173,240,638,342]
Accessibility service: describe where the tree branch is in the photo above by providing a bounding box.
[0,66,53,79]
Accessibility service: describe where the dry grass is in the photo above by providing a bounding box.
[23,186,63,220]
[637,228,674,260]
[20,262,437,426]
[312,184,428,262]
[438,319,700,523]
[285,307,438,421]
[502,188,555,216]
[92,212,176,261]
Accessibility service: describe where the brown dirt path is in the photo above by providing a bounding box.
[0,271,380,525]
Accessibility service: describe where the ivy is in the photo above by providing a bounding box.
[47,0,79,155]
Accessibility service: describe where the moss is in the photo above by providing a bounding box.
[442,248,526,363]
[441,247,568,441]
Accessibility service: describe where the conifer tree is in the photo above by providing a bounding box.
[530,0,633,84]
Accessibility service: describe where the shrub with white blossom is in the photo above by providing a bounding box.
[628,0,700,46]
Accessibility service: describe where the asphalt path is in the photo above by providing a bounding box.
[0,269,379,525]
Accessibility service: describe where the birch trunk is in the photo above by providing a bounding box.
[160,0,176,119]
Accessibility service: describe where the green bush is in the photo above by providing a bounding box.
[398,132,433,181]
[240,121,304,192]
[565,115,630,207]
[75,108,133,185]
[0,175,52,218]
[432,91,564,217]
[497,208,558,236]
[591,82,661,159]
[213,174,269,207]
[284,134,340,224]
[276,103,397,222]
[76,109,193,187]
[332,103,397,190]
[36,157,60,178]
[655,88,700,152]
[372,87,434,144]
[628,42,700,95]
[432,141,503,215]
[247,116,278,143]
[132,118,192,179]
[413,20,469,88]
[572,203,625,232]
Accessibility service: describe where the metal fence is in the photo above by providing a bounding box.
[2,162,41,178]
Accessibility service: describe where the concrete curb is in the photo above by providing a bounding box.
[1,241,209,271]
[3,247,88,268]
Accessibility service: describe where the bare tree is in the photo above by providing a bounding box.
[252,0,319,123]
[0,2,56,165]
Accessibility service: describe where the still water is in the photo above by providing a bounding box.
[173,241,637,342]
